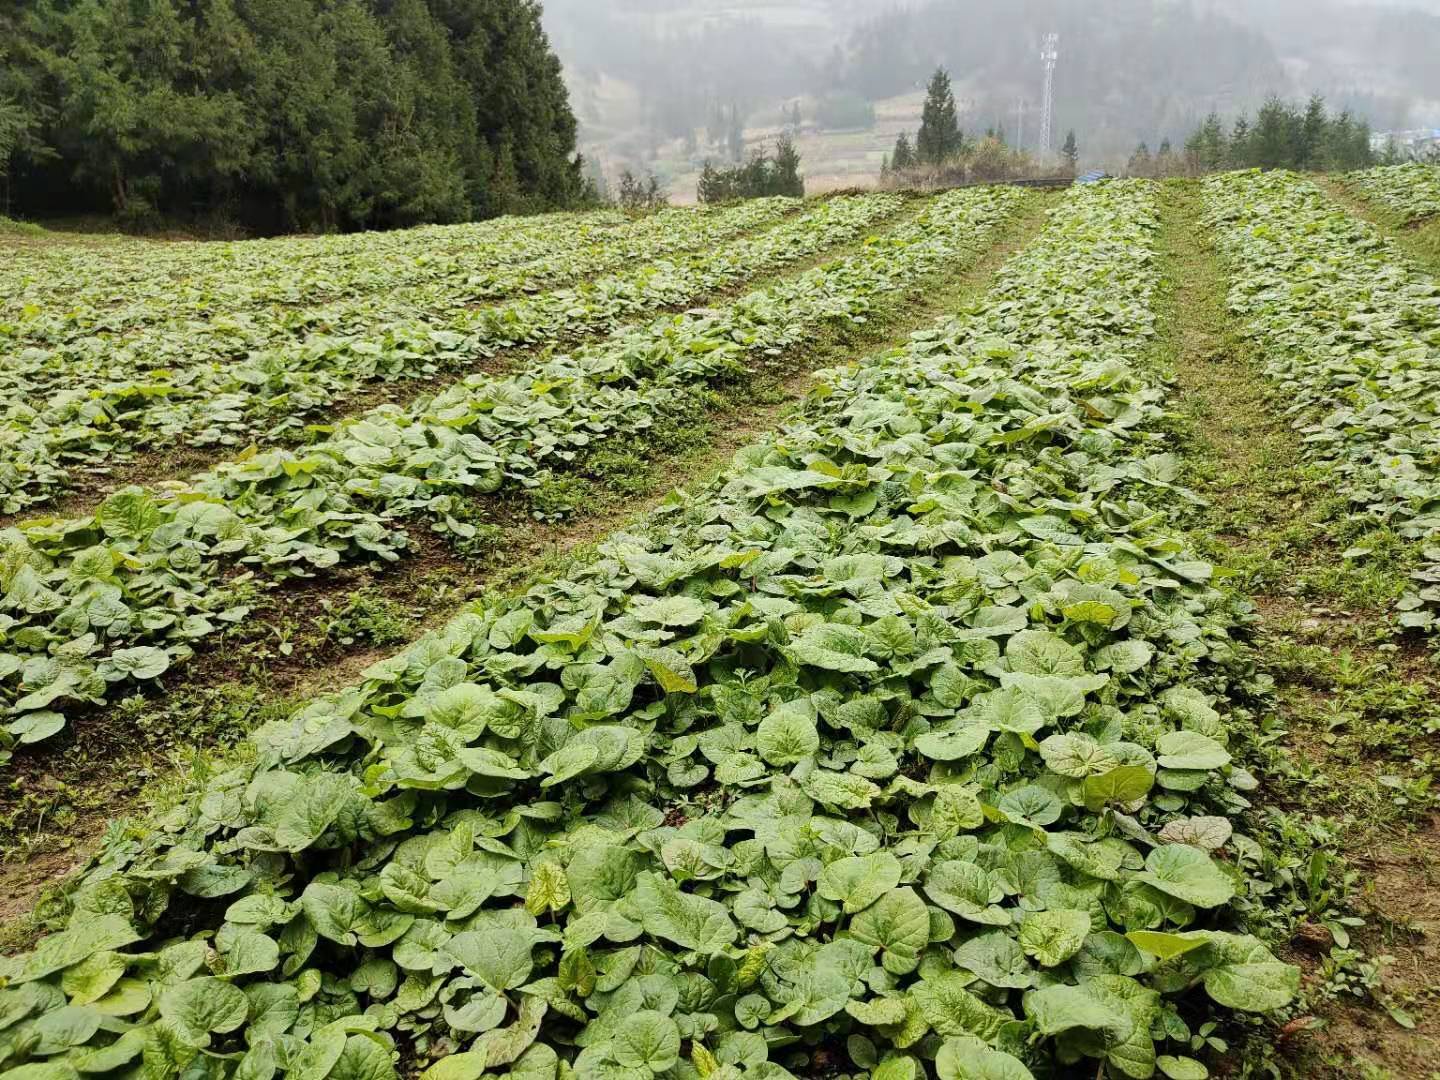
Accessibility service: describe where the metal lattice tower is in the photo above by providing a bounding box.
[1039,33,1059,160]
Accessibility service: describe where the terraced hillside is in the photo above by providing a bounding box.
[2,171,1438,1078]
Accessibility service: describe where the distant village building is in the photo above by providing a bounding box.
[1371,128,1440,157]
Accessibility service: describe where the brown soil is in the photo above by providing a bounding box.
[1313,818,1440,1079]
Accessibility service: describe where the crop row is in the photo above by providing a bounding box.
[1202,169,1440,628]
[2,202,797,348]
[0,181,1298,1080]
[1346,161,1440,225]
[0,196,876,517]
[0,206,624,317]
[0,187,1025,752]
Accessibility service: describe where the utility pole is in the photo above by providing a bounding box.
[1039,32,1059,161]
[1016,99,1027,155]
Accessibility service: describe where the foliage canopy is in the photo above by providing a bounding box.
[0,0,585,232]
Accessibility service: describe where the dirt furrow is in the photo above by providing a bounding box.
[1158,180,1440,1079]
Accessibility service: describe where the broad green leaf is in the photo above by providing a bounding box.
[924,861,1010,925]
[953,931,1034,989]
[788,623,879,673]
[1157,1057,1209,1080]
[613,1010,681,1071]
[1082,765,1154,810]
[444,929,534,990]
[1006,630,1085,675]
[848,888,930,974]
[1039,732,1119,778]
[159,977,249,1045]
[1199,934,1300,1012]
[1155,731,1230,770]
[755,709,820,765]
[524,862,570,916]
[60,951,127,1005]
[1018,909,1091,966]
[912,972,1010,1040]
[1,916,139,984]
[915,726,990,761]
[1125,930,1208,961]
[1023,983,1126,1035]
[631,872,737,955]
[1137,846,1236,909]
[936,1037,1036,1080]
[818,852,902,914]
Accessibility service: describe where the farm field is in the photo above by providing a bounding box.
[2,170,1440,1079]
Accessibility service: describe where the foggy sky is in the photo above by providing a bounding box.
[544,0,1440,178]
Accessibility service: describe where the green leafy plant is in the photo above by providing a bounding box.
[1204,169,1440,629]
[0,196,805,517]
[1347,162,1440,225]
[0,182,1299,1080]
[0,187,1024,751]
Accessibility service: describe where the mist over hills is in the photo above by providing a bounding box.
[540,0,1440,193]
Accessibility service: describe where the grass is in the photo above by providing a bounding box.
[1409,218,1440,272]
[0,215,46,236]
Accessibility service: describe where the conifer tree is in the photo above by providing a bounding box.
[1,0,586,231]
[1060,130,1079,172]
[891,131,916,172]
[916,67,962,165]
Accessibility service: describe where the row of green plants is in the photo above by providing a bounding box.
[1202,169,1440,628]
[1,209,620,320]
[0,187,1023,754]
[1345,162,1440,225]
[0,196,874,517]
[2,203,794,347]
[0,197,796,386]
[0,181,1299,1080]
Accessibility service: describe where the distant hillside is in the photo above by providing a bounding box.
[540,0,1440,196]
[1207,0,1440,120]
[834,0,1286,159]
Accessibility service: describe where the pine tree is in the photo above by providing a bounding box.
[1186,112,1227,174]
[2,0,586,231]
[772,135,804,197]
[697,137,804,202]
[697,161,727,204]
[891,132,915,172]
[1298,94,1327,170]
[0,95,28,216]
[1155,137,1176,177]
[916,67,962,166]
[1060,130,1078,172]
[1127,142,1152,178]
[1229,118,1252,167]
[1251,97,1294,170]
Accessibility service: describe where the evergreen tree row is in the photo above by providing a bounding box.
[1162,95,1375,176]
[0,0,585,232]
[697,137,804,204]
